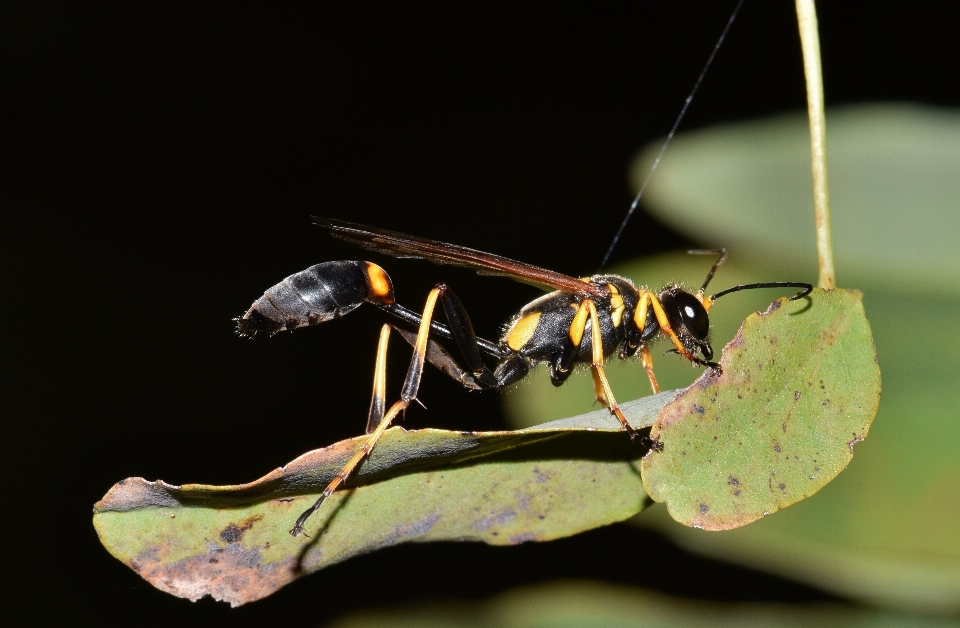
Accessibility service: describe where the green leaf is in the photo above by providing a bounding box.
[634,290,960,613]
[327,581,953,628]
[94,287,877,607]
[635,103,960,296]
[93,394,669,606]
[611,102,960,613]
[641,288,879,529]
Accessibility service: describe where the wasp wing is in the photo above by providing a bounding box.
[312,217,604,297]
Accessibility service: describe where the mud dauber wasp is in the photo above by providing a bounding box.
[236,217,812,537]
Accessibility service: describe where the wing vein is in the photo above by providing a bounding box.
[311,217,605,297]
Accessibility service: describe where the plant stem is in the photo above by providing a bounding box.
[795,0,835,289]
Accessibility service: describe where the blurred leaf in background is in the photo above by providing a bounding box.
[328,581,957,628]
[638,103,960,296]
[504,103,960,616]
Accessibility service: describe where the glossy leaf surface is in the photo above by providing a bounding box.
[642,289,879,529]
[93,395,668,606]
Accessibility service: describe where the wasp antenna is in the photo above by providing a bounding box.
[787,284,815,300]
[709,282,814,302]
[598,0,745,270]
[687,248,727,293]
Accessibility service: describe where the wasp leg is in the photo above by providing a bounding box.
[640,345,661,394]
[432,285,504,389]
[365,325,392,434]
[633,295,660,394]
[291,288,447,538]
[638,291,718,370]
[392,326,482,391]
[289,397,408,537]
[591,368,607,406]
[388,284,521,392]
[379,301,502,358]
[290,324,400,537]
[573,301,635,439]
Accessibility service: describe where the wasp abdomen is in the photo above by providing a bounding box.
[236,260,395,336]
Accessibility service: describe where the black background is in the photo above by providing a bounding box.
[4,1,957,624]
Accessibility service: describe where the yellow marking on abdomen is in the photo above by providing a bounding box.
[365,263,394,301]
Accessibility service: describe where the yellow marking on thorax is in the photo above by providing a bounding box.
[607,284,625,327]
[569,301,590,346]
[506,312,542,351]
[365,263,394,301]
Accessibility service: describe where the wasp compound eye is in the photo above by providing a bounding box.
[673,291,710,340]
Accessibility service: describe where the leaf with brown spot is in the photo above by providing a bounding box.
[641,288,880,530]
[95,288,880,605]
[93,394,668,606]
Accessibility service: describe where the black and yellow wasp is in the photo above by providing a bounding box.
[236,217,812,536]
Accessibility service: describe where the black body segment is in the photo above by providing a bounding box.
[236,260,395,336]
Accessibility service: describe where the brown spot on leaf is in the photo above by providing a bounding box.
[219,515,264,544]
[847,435,865,453]
[726,327,746,349]
[131,542,296,607]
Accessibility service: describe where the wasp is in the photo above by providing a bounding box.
[236,217,812,536]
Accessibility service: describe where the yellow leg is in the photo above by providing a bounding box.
[290,398,408,537]
[591,367,607,406]
[399,286,443,403]
[291,287,445,538]
[637,291,702,364]
[365,324,392,434]
[640,345,660,394]
[633,296,660,394]
[582,300,638,439]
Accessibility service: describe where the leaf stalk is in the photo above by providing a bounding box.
[796,0,835,289]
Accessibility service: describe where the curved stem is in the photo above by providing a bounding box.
[796,0,835,289]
